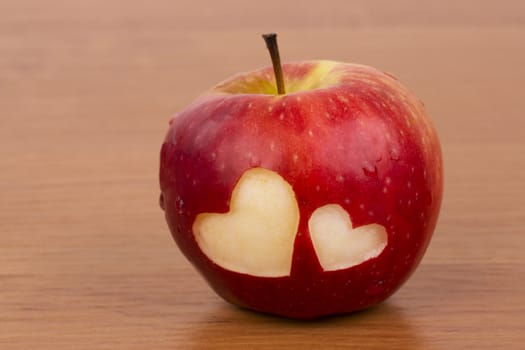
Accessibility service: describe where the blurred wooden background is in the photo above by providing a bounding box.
[1,0,524,348]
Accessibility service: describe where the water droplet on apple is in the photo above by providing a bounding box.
[366,280,386,296]
[362,164,378,177]
[390,148,400,161]
[175,195,184,214]
[159,193,165,210]
[168,114,178,126]
[404,254,412,265]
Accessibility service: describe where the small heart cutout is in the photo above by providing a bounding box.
[308,204,387,271]
[193,168,299,277]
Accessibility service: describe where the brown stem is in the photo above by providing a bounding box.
[262,33,285,95]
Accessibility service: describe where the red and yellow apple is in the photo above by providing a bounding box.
[159,39,443,319]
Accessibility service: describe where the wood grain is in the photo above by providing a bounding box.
[1,0,524,348]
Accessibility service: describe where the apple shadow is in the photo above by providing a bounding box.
[182,302,422,349]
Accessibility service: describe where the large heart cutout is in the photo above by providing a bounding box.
[193,168,299,277]
[308,204,387,271]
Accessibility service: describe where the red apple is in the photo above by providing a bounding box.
[159,35,443,319]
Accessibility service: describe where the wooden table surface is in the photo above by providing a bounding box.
[2,0,525,348]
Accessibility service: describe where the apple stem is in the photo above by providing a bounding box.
[262,33,285,95]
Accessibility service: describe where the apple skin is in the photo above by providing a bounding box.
[159,61,443,319]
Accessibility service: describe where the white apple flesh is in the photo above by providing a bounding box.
[309,204,387,271]
[193,168,299,277]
